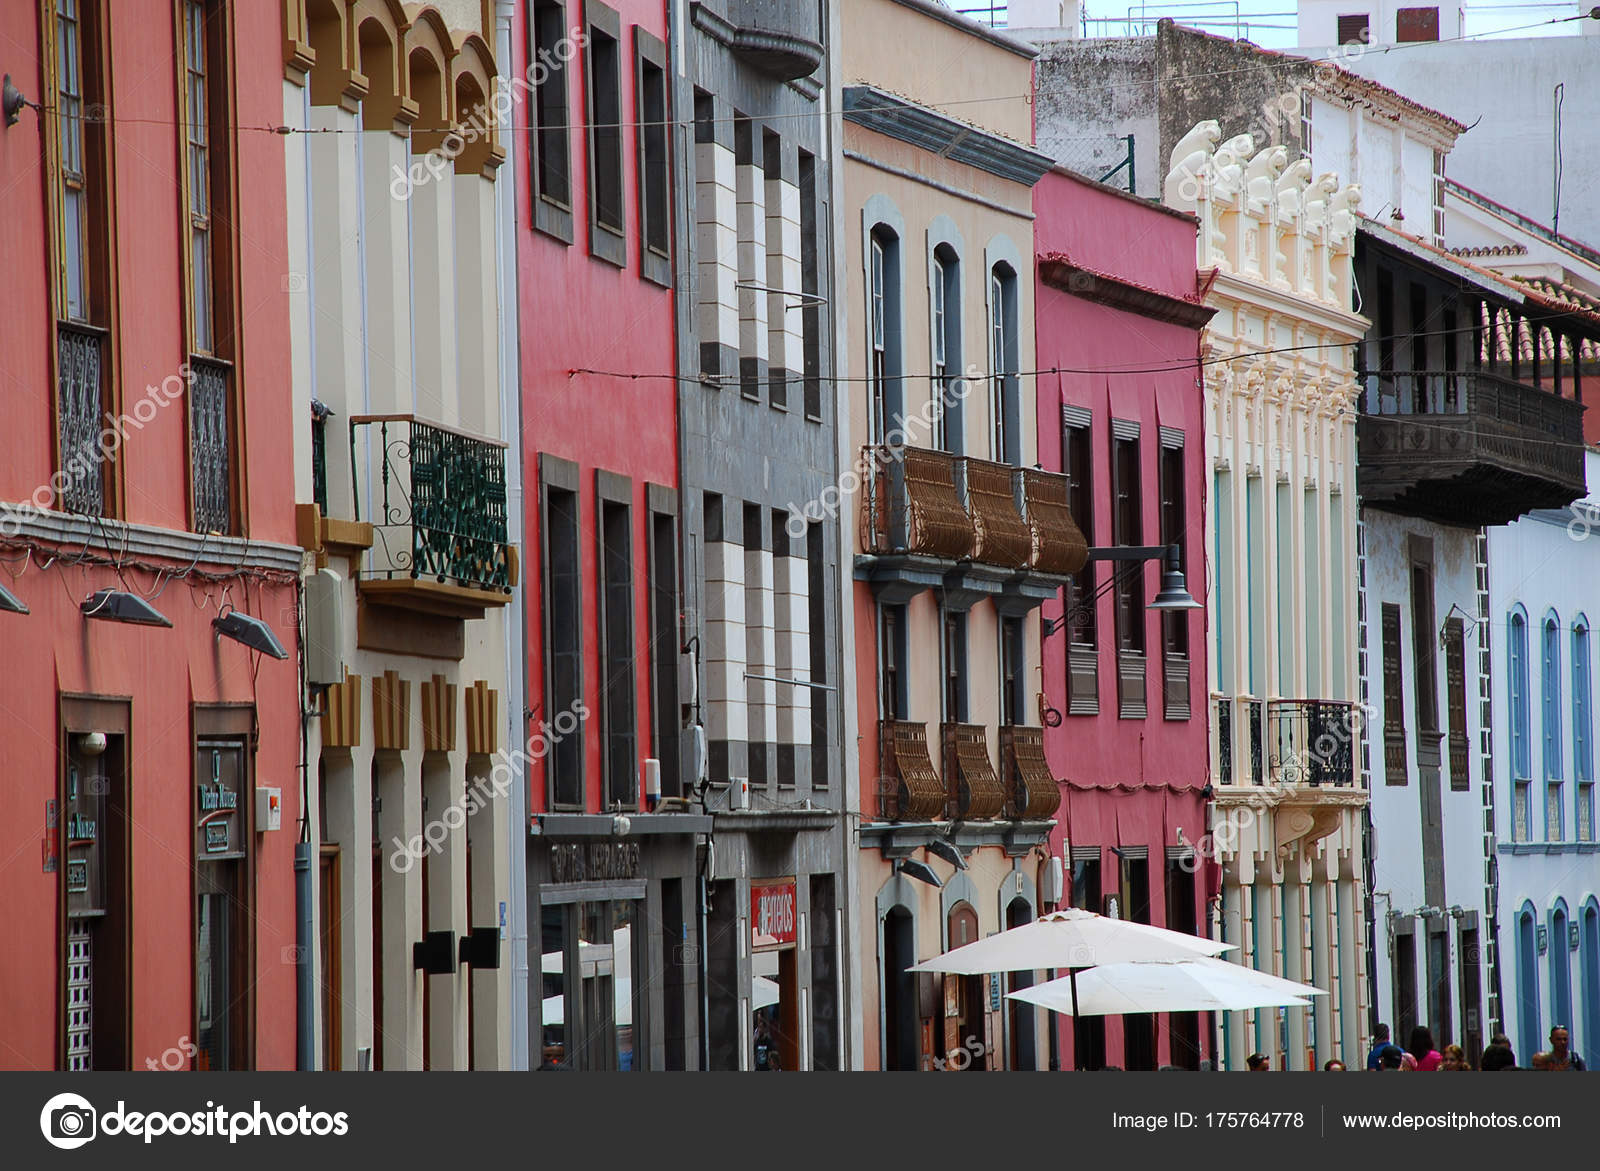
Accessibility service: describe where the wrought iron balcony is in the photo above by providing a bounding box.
[999,725,1061,820]
[349,415,513,620]
[1357,369,1586,525]
[189,357,233,535]
[860,444,975,561]
[1267,700,1359,787]
[56,322,107,517]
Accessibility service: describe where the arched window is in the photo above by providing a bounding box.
[1574,619,1594,841]
[1545,611,1564,840]
[988,262,1019,464]
[930,243,962,453]
[1509,608,1532,839]
[1517,903,1541,1058]
[868,224,903,446]
[1582,900,1600,1060]
[1552,901,1574,1039]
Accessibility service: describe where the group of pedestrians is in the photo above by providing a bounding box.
[1356,1023,1586,1071]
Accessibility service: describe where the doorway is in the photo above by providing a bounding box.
[62,727,129,1071]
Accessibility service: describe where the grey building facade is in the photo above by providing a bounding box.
[670,0,852,1071]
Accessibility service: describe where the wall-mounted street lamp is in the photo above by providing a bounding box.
[81,589,172,627]
[213,607,289,659]
[0,580,28,614]
[1040,543,1201,639]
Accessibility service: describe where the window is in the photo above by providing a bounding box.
[943,610,968,723]
[1444,617,1470,791]
[807,521,829,788]
[1510,609,1531,781]
[52,0,113,518]
[1410,561,1439,735]
[868,226,901,444]
[529,0,573,240]
[990,264,1019,464]
[879,604,908,721]
[1575,620,1593,840]
[1396,6,1440,42]
[931,246,962,452]
[1336,13,1370,43]
[1381,603,1407,784]
[595,481,636,809]
[1545,613,1563,840]
[799,150,821,421]
[647,497,680,798]
[583,1,624,264]
[761,129,786,411]
[1001,616,1025,727]
[634,29,670,285]
[1062,415,1097,715]
[1299,89,1313,165]
[1432,150,1447,246]
[1159,435,1190,720]
[1111,427,1146,719]
[542,461,584,809]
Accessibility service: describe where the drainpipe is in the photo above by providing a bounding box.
[295,843,314,1068]
[494,0,530,1071]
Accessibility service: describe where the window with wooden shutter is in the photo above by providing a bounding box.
[1112,427,1146,719]
[1159,436,1190,721]
[1444,617,1469,791]
[1336,13,1370,43]
[1382,603,1408,785]
[1396,6,1439,42]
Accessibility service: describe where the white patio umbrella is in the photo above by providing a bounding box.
[907,907,1234,1021]
[1007,956,1325,1016]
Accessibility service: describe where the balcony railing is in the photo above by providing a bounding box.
[1212,694,1264,785]
[350,415,511,596]
[941,722,1007,821]
[859,445,1085,576]
[1357,368,1586,525]
[1000,725,1061,820]
[877,719,945,822]
[57,322,107,517]
[1267,700,1359,787]
[189,357,233,535]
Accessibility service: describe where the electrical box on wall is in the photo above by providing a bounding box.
[1040,855,1064,905]
[256,787,283,832]
[728,776,749,810]
[304,567,345,686]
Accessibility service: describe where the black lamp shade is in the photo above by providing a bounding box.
[81,589,173,627]
[926,837,968,870]
[0,581,27,614]
[897,859,943,889]
[214,610,289,659]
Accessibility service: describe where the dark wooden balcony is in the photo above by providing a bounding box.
[1357,369,1585,525]
[876,719,945,822]
[1022,467,1089,576]
[349,415,515,620]
[861,445,974,561]
[1000,725,1061,820]
[941,722,1006,821]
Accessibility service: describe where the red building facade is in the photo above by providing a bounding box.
[0,0,301,1069]
[1033,168,1215,1070]
[514,0,697,1070]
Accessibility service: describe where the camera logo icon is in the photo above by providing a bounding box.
[40,1092,97,1150]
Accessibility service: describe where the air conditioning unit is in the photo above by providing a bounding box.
[304,567,344,686]
[728,776,750,811]
[1040,854,1065,905]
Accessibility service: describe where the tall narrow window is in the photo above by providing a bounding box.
[931,254,947,450]
[1510,608,1531,839]
[868,227,901,444]
[799,149,821,422]
[1431,150,1446,245]
[1062,415,1097,715]
[634,29,670,285]
[990,264,1019,464]
[1001,616,1025,727]
[942,610,968,724]
[807,521,829,788]
[1381,603,1407,785]
[182,0,235,536]
[1575,620,1593,841]
[1544,612,1563,840]
[1159,434,1190,720]
[879,605,908,721]
[529,0,573,240]
[52,0,113,517]
[1112,427,1146,719]
[1444,617,1470,791]
[1410,561,1439,735]
[599,488,636,808]
[647,500,680,797]
[542,465,584,809]
[583,2,624,264]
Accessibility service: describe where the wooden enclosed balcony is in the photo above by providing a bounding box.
[1000,725,1061,820]
[1357,369,1585,525]
[877,720,946,823]
[941,723,1007,821]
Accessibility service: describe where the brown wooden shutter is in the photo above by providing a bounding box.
[1444,617,1470,791]
[1382,603,1408,784]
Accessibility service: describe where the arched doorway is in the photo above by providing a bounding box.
[943,903,987,1070]
[1551,901,1573,1036]
[1582,901,1600,1061]
[1005,897,1037,1071]
[882,906,918,1071]
[1517,903,1541,1056]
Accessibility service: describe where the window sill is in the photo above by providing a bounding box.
[533,194,575,246]
[639,243,671,288]
[1496,841,1600,855]
[589,219,627,268]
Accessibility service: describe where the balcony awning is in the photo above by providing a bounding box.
[1022,468,1088,576]
[880,721,945,822]
[945,724,1007,821]
[1003,726,1062,820]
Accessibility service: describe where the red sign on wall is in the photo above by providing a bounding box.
[750,879,797,947]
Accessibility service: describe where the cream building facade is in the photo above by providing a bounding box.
[1166,124,1372,1069]
[281,0,520,1070]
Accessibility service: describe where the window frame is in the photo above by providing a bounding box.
[879,603,908,722]
[989,263,1020,465]
[540,455,586,811]
[582,0,626,267]
[632,26,670,286]
[528,0,575,243]
[596,471,637,811]
[1509,608,1531,781]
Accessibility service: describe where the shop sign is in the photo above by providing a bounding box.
[750,879,797,947]
[548,840,640,884]
[196,747,244,860]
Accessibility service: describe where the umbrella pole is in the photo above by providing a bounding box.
[1069,966,1081,1065]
